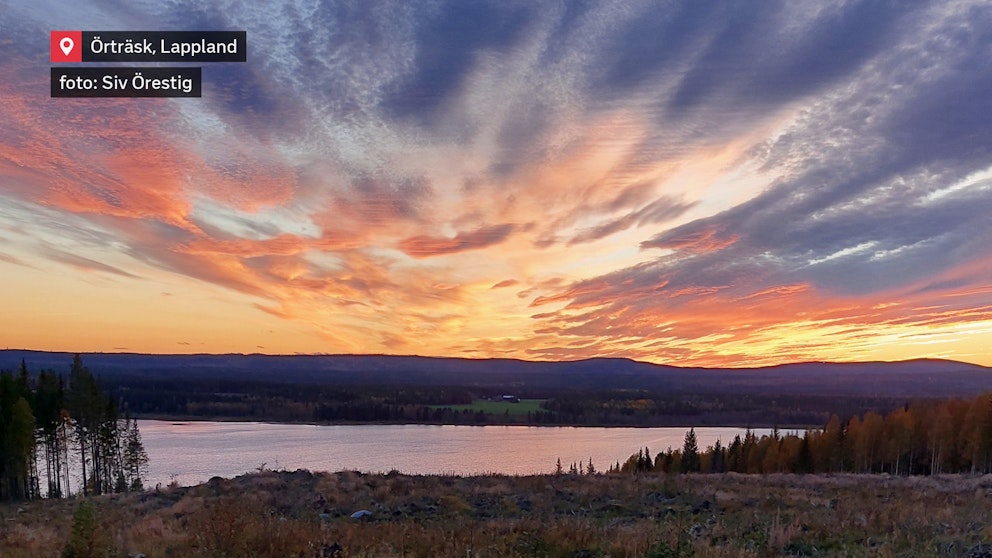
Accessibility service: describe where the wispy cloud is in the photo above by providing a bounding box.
[399,224,519,258]
[41,248,141,279]
[1,0,990,364]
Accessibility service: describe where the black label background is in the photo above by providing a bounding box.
[51,67,202,98]
[82,32,246,62]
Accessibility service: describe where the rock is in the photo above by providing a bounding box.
[350,509,372,520]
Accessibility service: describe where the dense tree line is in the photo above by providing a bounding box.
[0,356,148,501]
[617,393,992,476]
[106,378,476,421]
[101,372,910,428]
[539,391,902,427]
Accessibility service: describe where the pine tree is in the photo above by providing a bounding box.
[796,431,813,474]
[34,371,66,497]
[68,355,98,494]
[121,415,149,491]
[62,500,111,558]
[711,439,725,473]
[1,371,36,499]
[61,355,136,496]
[681,428,700,473]
[727,434,743,472]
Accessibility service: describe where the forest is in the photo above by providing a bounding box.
[103,374,904,428]
[613,392,992,476]
[0,355,148,501]
[6,352,992,502]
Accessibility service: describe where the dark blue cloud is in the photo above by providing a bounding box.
[382,1,537,122]
[202,63,306,140]
[669,1,921,112]
[767,1,921,97]
[589,2,735,94]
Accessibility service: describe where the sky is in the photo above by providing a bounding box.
[1,1,991,367]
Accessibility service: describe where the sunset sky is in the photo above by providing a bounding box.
[2,1,991,367]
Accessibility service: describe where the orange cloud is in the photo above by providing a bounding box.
[641,226,739,253]
[399,224,517,258]
[491,279,519,289]
[179,234,309,258]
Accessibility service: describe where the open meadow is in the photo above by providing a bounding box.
[432,399,547,417]
[2,470,992,557]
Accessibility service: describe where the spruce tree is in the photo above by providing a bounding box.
[711,439,725,473]
[681,428,700,473]
[62,500,111,558]
[121,415,149,491]
[1,371,36,499]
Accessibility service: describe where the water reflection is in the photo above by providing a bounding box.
[141,421,772,487]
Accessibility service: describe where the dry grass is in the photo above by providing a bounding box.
[2,471,992,557]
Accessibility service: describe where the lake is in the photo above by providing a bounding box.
[139,421,771,488]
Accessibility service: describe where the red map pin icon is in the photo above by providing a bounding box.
[51,31,82,62]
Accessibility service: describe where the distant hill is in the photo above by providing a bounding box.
[1,350,990,398]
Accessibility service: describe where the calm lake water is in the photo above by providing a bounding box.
[139,420,770,488]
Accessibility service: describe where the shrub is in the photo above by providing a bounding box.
[61,501,113,558]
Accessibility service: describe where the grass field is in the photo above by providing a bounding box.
[4,470,992,557]
[435,398,546,416]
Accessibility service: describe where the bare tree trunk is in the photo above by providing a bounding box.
[63,423,72,497]
[79,438,88,494]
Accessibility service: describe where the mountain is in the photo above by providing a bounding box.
[1,350,990,398]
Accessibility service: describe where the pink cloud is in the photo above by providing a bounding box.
[399,223,517,258]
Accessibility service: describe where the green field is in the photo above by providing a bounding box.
[435,398,546,416]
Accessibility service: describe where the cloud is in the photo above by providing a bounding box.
[41,247,141,279]
[381,1,538,121]
[667,2,917,112]
[399,223,518,258]
[641,226,738,253]
[0,252,32,268]
[569,196,697,245]
[518,2,992,364]
[0,1,990,364]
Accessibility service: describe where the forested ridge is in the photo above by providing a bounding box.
[3,351,990,398]
[5,350,992,430]
[5,350,992,428]
[104,376,903,427]
[0,355,147,501]
[5,351,992,506]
